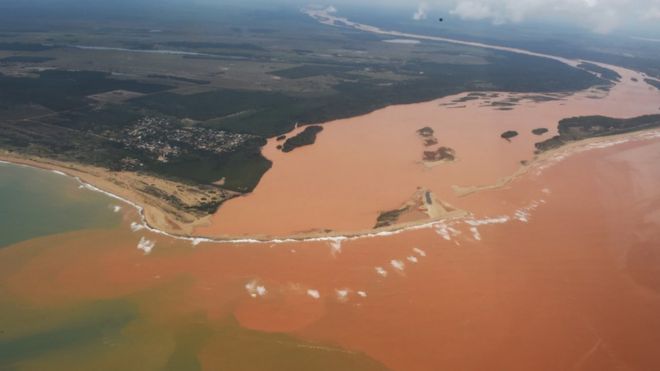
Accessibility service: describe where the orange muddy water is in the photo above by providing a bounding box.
[3,13,660,369]
[198,64,660,237]
[2,135,660,370]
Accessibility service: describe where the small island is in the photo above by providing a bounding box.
[577,62,621,82]
[645,79,660,90]
[423,147,456,162]
[416,126,439,146]
[501,130,519,141]
[535,114,660,153]
[281,125,324,152]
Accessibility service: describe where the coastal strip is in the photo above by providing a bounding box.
[3,128,659,244]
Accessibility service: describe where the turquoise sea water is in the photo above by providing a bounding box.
[0,163,121,248]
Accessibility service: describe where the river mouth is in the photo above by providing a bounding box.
[189,10,660,239]
[3,8,660,371]
[197,74,660,238]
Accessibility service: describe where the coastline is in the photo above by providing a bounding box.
[0,151,229,236]
[452,127,660,197]
[3,14,658,243]
[3,127,659,244]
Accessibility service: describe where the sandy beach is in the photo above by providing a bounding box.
[0,151,236,236]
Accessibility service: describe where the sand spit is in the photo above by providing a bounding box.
[4,126,654,246]
[0,154,483,244]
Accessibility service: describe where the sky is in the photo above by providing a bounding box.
[1,0,659,35]
[321,0,660,35]
[403,0,660,34]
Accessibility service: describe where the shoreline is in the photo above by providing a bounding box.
[0,152,224,236]
[452,127,660,197]
[3,127,659,244]
[3,13,658,244]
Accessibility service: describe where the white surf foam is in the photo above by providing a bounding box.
[413,247,426,257]
[137,237,155,254]
[335,288,350,302]
[465,216,510,226]
[469,227,481,241]
[245,280,268,298]
[375,266,388,277]
[390,259,405,271]
[329,239,343,254]
[130,222,145,232]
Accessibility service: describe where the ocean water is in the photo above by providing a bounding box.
[0,162,387,371]
[0,163,121,248]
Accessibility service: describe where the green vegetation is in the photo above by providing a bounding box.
[132,89,294,125]
[0,70,169,111]
[0,56,54,63]
[282,125,324,152]
[0,42,54,51]
[501,130,519,140]
[270,64,352,79]
[375,206,410,228]
[165,41,264,51]
[417,127,434,137]
[147,139,271,192]
[577,62,621,82]
[146,74,210,85]
[535,114,660,152]
[0,3,611,202]
[532,128,549,135]
[645,79,660,90]
[423,147,456,162]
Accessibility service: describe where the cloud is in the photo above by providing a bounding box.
[413,2,429,20]
[642,6,660,20]
[450,1,496,21]
[444,0,660,33]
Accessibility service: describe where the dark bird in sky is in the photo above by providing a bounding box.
[438,17,443,22]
